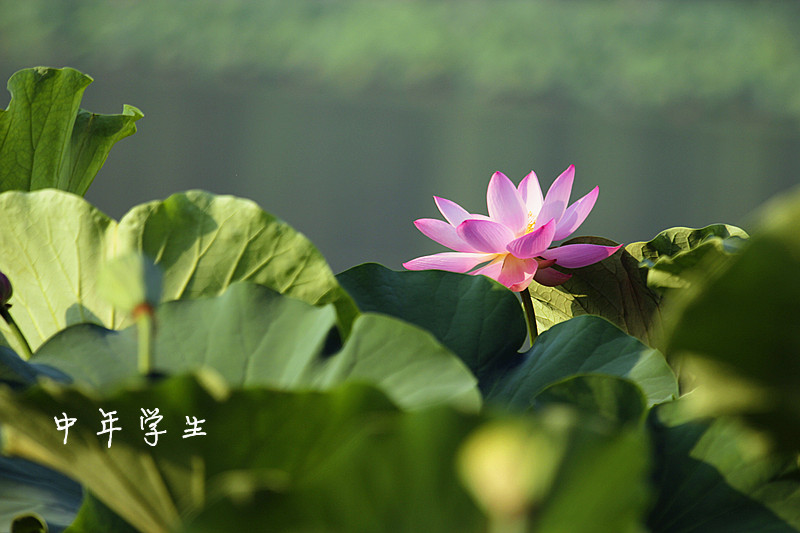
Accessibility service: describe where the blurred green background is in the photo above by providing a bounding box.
[2,0,799,272]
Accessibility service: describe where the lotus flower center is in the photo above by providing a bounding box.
[525,212,537,234]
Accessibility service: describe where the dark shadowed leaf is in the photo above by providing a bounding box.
[647,400,800,532]
[533,374,648,426]
[179,405,652,533]
[64,490,161,533]
[337,263,526,374]
[0,456,82,533]
[480,315,677,411]
[665,188,800,450]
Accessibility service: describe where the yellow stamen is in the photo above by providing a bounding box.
[525,212,536,234]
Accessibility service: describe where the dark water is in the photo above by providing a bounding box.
[6,65,800,273]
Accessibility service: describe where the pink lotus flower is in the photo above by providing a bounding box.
[403,165,621,292]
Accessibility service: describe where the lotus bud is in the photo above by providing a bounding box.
[0,271,32,360]
[0,272,12,308]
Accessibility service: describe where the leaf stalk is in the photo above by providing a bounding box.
[0,305,34,360]
[134,303,155,375]
[520,288,538,345]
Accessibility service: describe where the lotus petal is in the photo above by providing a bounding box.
[518,171,544,216]
[553,186,599,241]
[403,252,496,273]
[540,243,622,268]
[497,255,537,291]
[414,218,478,252]
[434,196,471,227]
[537,165,575,226]
[533,267,573,286]
[506,219,556,259]
[487,172,526,233]
[457,219,515,253]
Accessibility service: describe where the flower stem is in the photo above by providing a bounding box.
[133,303,155,375]
[520,288,538,344]
[0,305,34,360]
[489,516,527,533]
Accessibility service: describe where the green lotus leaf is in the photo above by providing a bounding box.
[0,67,142,196]
[0,189,357,355]
[627,224,748,292]
[665,188,800,450]
[647,400,800,532]
[336,263,526,375]
[482,315,677,412]
[527,236,663,346]
[30,282,479,411]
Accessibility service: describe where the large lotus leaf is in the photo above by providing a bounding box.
[0,374,483,533]
[181,406,651,533]
[526,236,663,346]
[30,281,480,411]
[0,67,142,195]
[0,456,82,533]
[0,189,357,355]
[481,315,677,411]
[665,188,800,449]
[647,400,800,532]
[627,224,748,292]
[336,263,527,374]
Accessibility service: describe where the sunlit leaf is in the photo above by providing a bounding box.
[0,67,142,195]
[0,190,357,354]
[627,224,748,291]
[527,236,663,346]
